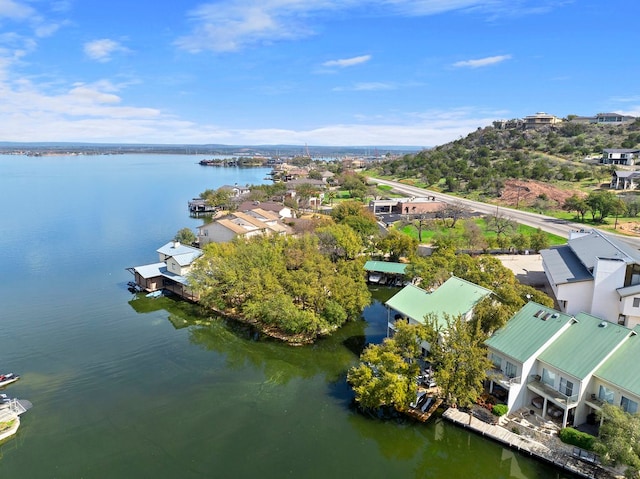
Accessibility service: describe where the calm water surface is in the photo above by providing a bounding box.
[0,154,574,478]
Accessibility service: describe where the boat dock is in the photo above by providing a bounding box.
[442,407,618,479]
[406,397,443,422]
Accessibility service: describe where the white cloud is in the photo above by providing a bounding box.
[0,0,34,20]
[322,54,371,68]
[175,1,562,53]
[84,39,128,62]
[333,82,395,92]
[175,1,324,53]
[452,54,511,68]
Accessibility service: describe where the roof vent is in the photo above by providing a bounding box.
[551,313,559,319]
[599,321,608,328]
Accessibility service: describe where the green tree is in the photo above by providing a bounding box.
[563,194,588,222]
[423,314,492,408]
[348,320,428,411]
[594,403,640,477]
[189,234,371,341]
[529,228,550,252]
[200,187,233,210]
[512,232,530,253]
[316,223,363,260]
[586,190,620,222]
[376,230,418,261]
[174,227,196,245]
[330,200,379,239]
[461,219,488,251]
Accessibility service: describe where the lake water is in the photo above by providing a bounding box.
[0,154,575,478]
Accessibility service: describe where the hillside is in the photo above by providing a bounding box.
[368,119,640,210]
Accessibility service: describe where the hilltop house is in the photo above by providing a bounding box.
[601,149,640,166]
[572,112,636,125]
[486,301,639,429]
[523,112,563,129]
[128,241,203,301]
[541,229,640,328]
[386,276,492,353]
[610,170,640,190]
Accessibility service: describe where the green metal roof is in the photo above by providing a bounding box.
[595,327,640,397]
[485,302,573,363]
[385,276,492,328]
[363,260,407,275]
[538,313,631,380]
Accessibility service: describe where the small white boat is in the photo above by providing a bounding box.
[0,373,19,388]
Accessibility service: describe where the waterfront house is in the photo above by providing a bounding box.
[236,201,293,219]
[386,276,492,353]
[128,241,203,301]
[540,229,640,328]
[486,302,639,429]
[197,210,291,246]
[219,184,251,197]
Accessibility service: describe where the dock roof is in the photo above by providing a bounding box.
[485,302,573,363]
[364,261,407,275]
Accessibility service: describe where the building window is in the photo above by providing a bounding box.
[490,353,502,369]
[560,377,574,397]
[619,315,627,325]
[542,368,555,387]
[505,361,517,379]
[634,298,640,308]
[598,385,614,404]
[621,396,638,414]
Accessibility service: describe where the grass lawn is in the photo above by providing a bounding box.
[397,218,566,246]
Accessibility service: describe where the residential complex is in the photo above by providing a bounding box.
[541,229,640,328]
[486,301,640,429]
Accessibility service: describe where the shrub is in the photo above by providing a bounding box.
[558,427,595,450]
[492,404,509,416]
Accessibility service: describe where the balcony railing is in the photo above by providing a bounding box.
[488,368,521,388]
[527,376,579,406]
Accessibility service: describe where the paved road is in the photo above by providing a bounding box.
[370,177,640,249]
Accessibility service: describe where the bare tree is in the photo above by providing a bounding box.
[441,201,471,228]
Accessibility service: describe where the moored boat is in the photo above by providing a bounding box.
[0,373,19,388]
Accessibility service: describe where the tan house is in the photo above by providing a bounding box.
[197,210,292,246]
[523,112,563,129]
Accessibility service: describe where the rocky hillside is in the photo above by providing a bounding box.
[368,119,640,208]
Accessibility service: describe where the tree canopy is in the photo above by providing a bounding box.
[594,403,640,477]
[348,320,428,411]
[188,234,371,343]
[423,313,492,408]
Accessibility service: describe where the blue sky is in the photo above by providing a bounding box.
[0,0,638,147]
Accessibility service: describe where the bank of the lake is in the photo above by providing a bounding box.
[0,154,578,478]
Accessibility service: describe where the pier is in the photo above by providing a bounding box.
[443,407,619,479]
